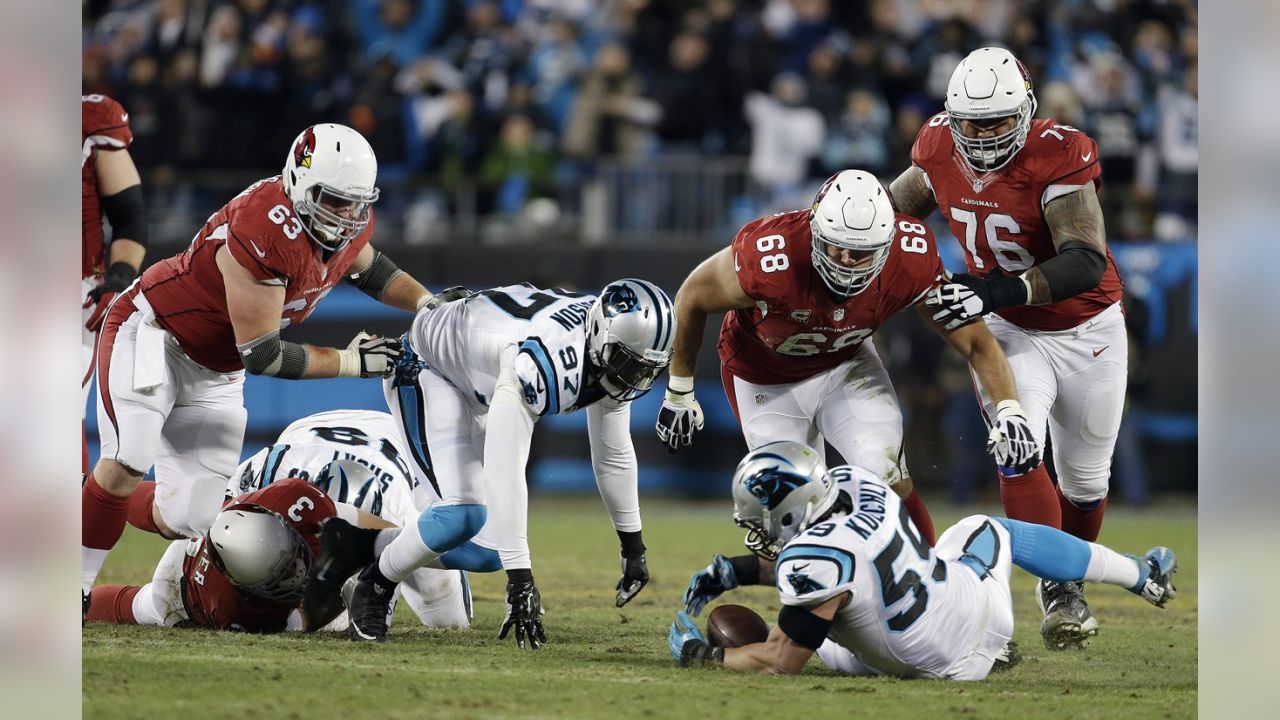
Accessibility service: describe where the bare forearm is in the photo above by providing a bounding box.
[670,301,709,378]
[966,339,1017,403]
[888,166,938,220]
[380,271,430,313]
[723,644,797,674]
[107,238,145,271]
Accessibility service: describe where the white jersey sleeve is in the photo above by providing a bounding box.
[776,532,860,608]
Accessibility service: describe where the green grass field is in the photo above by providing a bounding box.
[84,497,1197,720]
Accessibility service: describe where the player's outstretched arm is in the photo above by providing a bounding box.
[219,246,401,379]
[345,243,440,313]
[586,400,650,607]
[887,165,938,220]
[657,247,752,452]
[1026,182,1109,306]
[672,595,841,673]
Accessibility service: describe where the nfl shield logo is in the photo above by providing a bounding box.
[833,309,845,322]
[789,309,811,323]
[754,393,768,406]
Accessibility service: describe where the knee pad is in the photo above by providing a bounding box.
[417,503,487,553]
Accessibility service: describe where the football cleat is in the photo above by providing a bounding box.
[1129,546,1177,608]
[345,565,395,642]
[83,590,90,626]
[303,518,366,630]
[991,640,1022,672]
[1037,579,1098,650]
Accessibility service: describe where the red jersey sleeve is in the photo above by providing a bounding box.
[224,197,299,284]
[82,95,133,149]
[888,214,946,307]
[1027,122,1102,208]
[235,478,336,537]
[730,210,810,303]
[909,114,951,171]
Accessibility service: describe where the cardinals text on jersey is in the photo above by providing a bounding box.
[718,210,944,384]
[912,115,1123,330]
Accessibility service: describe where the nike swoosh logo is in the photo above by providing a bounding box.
[734,253,741,272]
[1092,346,1109,357]
[249,239,267,258]
[1082,152,1093,162]
[793,562,811,571]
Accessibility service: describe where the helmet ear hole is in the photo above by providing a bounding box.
[781,512,793,527]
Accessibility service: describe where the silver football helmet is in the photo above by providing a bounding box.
[208,504,313,603]
[809,170,896,298]
[282,123,380,253]
[944,46,1038,172]
[586,278,675,401]
[731,440,838,560]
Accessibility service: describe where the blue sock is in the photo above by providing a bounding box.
[994,517,1092,582]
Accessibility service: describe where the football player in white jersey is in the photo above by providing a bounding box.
[669,441,1178,679]
[325,279,675,646]
[233,409,471,629]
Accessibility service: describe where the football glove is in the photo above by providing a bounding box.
[83,262,137,332]
[926,272,1027,331]
[668,609,723,667]
[498,575,546,650]
[683,554,739,617]
[418,285,473,312]
[615,554,649,608]
[655,388,704,453]
[337,332,403,378]
[987,399,1042,475]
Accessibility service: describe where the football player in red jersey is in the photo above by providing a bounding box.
[83,124,448,616]
[81,94,147,474]
[889,47,1127,650]
[656,170,1039,547]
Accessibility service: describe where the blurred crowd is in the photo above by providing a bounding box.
[83,0,1198,241]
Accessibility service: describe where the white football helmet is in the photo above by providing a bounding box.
[944,46,1038,172]
[586,278,675,402]
[731,440,838,560]
[282,123,380,253]
[208,504,312,603]
[809,170,896,298]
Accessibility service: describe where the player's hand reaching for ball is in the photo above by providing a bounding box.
[655,376,704,453]
[337,331,402,378]
[683,554,740,616]
[986,399,1042,474]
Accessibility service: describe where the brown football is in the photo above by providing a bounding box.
[706,604,770,648]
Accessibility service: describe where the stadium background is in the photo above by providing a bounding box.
[81,0,1197,503]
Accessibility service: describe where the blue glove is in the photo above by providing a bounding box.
[683,554,739,616]
[668,609,722,666]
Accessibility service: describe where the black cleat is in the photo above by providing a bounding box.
[1129,546,1177,608]
[303,518,367,630]
[991,640,1022,672]
[1037,579,1098,650]
[346,564,396,642]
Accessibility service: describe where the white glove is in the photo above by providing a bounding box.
[337,332,403,378]
[987,400,1041,474]
[925,279,987,331]
[655,377,704,453]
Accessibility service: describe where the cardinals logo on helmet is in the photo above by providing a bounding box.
[293,127,316,169]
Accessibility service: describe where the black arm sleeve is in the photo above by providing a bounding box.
[776,604,834,651]
[100,184,147,247]
[1037,241,1107,300]
[729,555,763,586]
[346,251,404,301]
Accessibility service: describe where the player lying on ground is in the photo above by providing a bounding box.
[891,46,1129,647]
[230,408,472,628]
[318,280,675,647]
[656,170,1041,548]
[667,440,1177,680]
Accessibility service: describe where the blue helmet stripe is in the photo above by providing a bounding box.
[628,279,668,352]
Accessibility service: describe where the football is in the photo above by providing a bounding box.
[706,604,770,648]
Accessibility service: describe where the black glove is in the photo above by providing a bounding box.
[498,571,546,650]
[925,272,1027,331]
[615,554,649,607]
[84,262,137,331]
[421,286,473,312]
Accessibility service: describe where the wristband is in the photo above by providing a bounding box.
[618,530,646,559]
[729,554,762,586]
[667,375,694,394]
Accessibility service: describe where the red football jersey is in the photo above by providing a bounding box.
[82,94,134,279]
[139,176,373,372]
[718,209,943,384]
[911,115,1124,330]
[181,479,336,632]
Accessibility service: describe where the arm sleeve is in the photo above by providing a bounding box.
[483,361,539,569]
[586,399,641,533]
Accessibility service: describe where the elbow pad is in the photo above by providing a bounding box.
[346,251,403,301]
[237,330,309,378]
[777,604,833,651]
[1034,242,1107,300]
[100,184,148,246]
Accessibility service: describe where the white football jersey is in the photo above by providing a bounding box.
[230,410,419,524]
[406,284,605,417]
[775,465,1001,679]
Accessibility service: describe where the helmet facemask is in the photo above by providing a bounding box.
[947,92,1036,173]
[297,184,378,253]
[730,441,837,560]
[590,340,669,402]
[810,215,892,298]
[585,279,675,402]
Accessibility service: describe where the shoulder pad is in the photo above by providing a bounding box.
[910,113,953,169]
[1023,121,1102,204]
[82,94,133,147]
[775,541,857,607]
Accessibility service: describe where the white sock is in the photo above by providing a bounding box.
[1083,543,1143,589]
[377,525,440,584]
[83,547,110,593]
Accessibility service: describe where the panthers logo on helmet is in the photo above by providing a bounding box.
[293,127,316,169]
[600,284,641,317]
[744,466,806,510]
